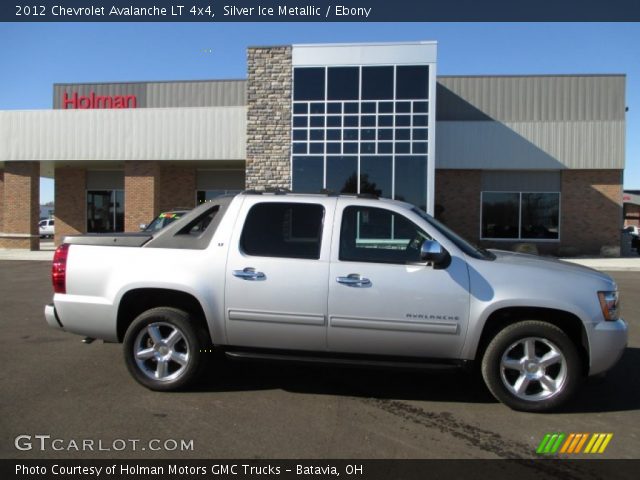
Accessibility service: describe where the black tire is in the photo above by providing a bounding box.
[481,321,582,412]
[123,307,210,391]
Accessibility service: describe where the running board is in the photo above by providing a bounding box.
[224,350,464,371]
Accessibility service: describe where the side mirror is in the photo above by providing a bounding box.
[420,240,451,269]
[139,224,147,231]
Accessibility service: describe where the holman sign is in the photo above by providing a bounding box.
[62,91,137,109]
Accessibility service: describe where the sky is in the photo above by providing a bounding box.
[0,22,638,203]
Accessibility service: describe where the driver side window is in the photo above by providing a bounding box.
[339,206,431,264]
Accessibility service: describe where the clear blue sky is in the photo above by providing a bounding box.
[1,22,638,203]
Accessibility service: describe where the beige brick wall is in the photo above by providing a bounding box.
[124,161,161,232]
[436,168,622,255]
[55,168,86,245]
[159,166,196,212]
[435,169,482,243]
[0,162,39,250]
[246,46,292,190]
[53,164,196,241]
[0,169,4,232]
[624,204,639,227]
[561,169,623,254]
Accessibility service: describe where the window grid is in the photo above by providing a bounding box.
[292,100,429,156]
[292,65,431,208]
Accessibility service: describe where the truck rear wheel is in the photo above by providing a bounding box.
[123,307,208,391]
[481,320,582,412]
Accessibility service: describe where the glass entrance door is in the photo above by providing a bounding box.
[87,190,124,233]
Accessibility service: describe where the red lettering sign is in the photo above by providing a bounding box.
[62,92,137,109]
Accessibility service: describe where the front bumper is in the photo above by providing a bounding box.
[588,318,628,376]
[44,303,64,331]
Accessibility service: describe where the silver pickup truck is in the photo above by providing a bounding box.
[45,192,627,412]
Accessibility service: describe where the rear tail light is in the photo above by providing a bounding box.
[52,243,70,294]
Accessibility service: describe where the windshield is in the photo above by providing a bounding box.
[412,207,495,260]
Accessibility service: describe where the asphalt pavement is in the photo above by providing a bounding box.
[0,261,638,460]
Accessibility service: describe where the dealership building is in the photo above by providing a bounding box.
[0,41,626,253]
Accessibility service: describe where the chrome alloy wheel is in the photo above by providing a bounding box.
[133,322,190,382]
[500,337,567,401]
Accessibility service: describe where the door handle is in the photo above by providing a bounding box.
[336,274,372,288]
[233,267,266,281]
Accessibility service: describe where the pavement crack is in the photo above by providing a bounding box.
[364,398,605,480]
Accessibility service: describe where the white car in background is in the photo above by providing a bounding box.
[624,225,639,237]
[625,225,640,253]
[38,219,54,238]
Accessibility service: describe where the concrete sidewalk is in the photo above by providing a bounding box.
[561,257,640,271]
[0,249,56,261]
[1,245,640,271]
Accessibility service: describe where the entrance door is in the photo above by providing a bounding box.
[87,190,124,233]
[328,201,470,359]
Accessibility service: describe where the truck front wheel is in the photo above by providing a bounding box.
[123,307,208,391]
[481,321,582,412]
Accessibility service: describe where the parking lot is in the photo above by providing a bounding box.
[0,260,638,460]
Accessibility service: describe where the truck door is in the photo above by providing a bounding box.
[224,197,336,351]
[327,201,470,359]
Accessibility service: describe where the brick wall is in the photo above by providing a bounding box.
[124,161,161,232]
[0,162,39,250]
[561,169,623,254]
[0,169,4,233]
[159,166,196,212]
[624,204,640,227]
[246,46,292,190]
[54,168,86,245]
[436,168,622,255]
[435,169,482,244]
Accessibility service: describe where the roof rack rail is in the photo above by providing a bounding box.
[243,187,291,195]
[241,189,379,200]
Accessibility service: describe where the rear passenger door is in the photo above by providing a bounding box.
[224,197,336,351]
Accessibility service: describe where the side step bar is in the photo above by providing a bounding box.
[224,350,464,371]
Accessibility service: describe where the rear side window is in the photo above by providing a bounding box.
[240,203,324,259]
[176,205,218,236]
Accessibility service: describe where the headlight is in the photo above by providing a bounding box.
[598,291,619,321]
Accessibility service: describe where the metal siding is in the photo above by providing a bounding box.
[481,171,561,192]
[0,107,246,161]
[437,75,625,122]
[146,80,246,107]
[623,192,640,205]
[53,80,246,109]
[436,120,625,170]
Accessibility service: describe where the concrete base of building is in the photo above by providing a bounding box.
[0,235,39,250]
